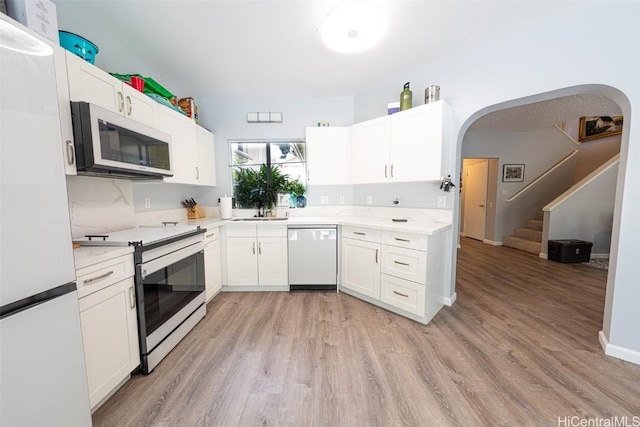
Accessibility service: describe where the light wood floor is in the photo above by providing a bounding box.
[93,238,640,426]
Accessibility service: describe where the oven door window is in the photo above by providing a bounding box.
[142,251,204,336]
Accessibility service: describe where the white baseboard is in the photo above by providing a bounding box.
[482,239,502,246]
[539,253,548,259]
[591,253,610,259]
[599,331,640,365]
[443,292,457,306]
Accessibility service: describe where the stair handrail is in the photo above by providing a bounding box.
[506,150,578,202]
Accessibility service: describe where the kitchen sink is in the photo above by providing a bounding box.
[230,217,289,221]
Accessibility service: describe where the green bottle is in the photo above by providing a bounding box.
[400,82,412,111]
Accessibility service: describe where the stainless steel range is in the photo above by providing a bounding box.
[75,223,206,374]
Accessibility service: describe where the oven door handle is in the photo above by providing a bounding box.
[140,241,205,277]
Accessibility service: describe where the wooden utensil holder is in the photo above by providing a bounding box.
[186,204,206,219]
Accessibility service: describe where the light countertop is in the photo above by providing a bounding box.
[184,215,451,235]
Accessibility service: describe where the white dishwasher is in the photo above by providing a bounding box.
[288,225,337,290]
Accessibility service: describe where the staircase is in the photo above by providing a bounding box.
[502,211,543,255]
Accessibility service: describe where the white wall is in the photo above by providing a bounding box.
[545,158,618,256]
[353,2,640,363]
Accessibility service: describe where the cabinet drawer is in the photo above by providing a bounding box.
[257,225,287,238]
[382,230,427,251]
[380,274,425,317]
[76,256,134,299]
[225,225,256,238]
[204,226,220,242]
[342,226,380,243]
[381,245,426,285]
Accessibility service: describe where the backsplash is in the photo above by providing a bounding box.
[66,175,136,238]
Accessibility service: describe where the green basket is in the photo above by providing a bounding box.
[110,73,174,100]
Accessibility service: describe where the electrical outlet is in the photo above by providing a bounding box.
[436,196,446,208]
[366,195,373,205]
[339,196,345,204]
[144,197,151,209]
[320,196,329,205]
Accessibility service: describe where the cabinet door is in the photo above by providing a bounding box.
[389,102,444,182]
[305,127,351,185]
[351,116,390,184]
[341,238,381,299]
[196,125,217,186]
[157,108,198,184]
[122,84,156,128]
[53,46,77,175]
[226,237,259,286]
[258,237,288,286]
[65,51,121,114]
[204,238,222,301]
[78,277,139,410]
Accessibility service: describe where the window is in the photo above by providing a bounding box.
[230,140,306,209]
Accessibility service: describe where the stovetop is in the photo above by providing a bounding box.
[74,224,202,247]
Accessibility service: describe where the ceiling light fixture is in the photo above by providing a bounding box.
[320,2,387,54]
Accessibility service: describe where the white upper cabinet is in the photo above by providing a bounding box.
[351,116,390,184]
[195,125,217,186]
[52,45,77,175]
[156,107,198,184]
[305,127,351,185]
[389,101,446,182]
[351,100,450,184]
[65,51,156,128]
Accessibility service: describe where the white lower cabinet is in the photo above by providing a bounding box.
[204,227,222,301]
[340,226,444,324]
[341,237,381,299]
[76,253,139,412]
[225,225,288,287]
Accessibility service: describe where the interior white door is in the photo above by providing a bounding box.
[463,159,489,241]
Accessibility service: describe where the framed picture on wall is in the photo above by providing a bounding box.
[579,116,623,142]
[502,164,524,182]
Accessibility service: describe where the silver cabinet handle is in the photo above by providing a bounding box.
[196,166,199,180]
[354,232,366,236]
[375,248,379,263]
[126,96,132,115]
[390,164,394,178]
[252,242,256,254]
[384,164,388,178]
[258,242,262,255]
[118,91,124,112]
[394,260,410,266]
[84,270,114,284]
[394,238,410,243]
[129,286,136,309]
[66,140,75,165]
[393,290,409,298]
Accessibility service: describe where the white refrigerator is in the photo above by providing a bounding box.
[0,15,92,426]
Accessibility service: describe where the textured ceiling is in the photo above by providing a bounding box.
[468,94,623,132]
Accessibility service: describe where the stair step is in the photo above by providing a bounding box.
[514,227,542,242]
[502,235,542,255]
[524,219,543,231]
[534,211,544,221]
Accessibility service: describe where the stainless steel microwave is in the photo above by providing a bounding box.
[70,102,172,179]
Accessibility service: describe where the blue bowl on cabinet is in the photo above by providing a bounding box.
[59,30,99,64]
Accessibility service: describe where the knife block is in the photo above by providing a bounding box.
[186,204,206,219]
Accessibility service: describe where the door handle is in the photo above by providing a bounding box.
[129,286,136,309]
[390,164,394,178]
[252,242,256,255]
[479,204,485,208]
[66,140,75,165]
[126,96,132,115]
[118,91,124,112]
[393,290,409,298]
[384,164,388,178]
[394,260,410,267]
[196,166,199,180]
[84,270,114,284]
[375,248,379,263]
[258,242,262,255]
